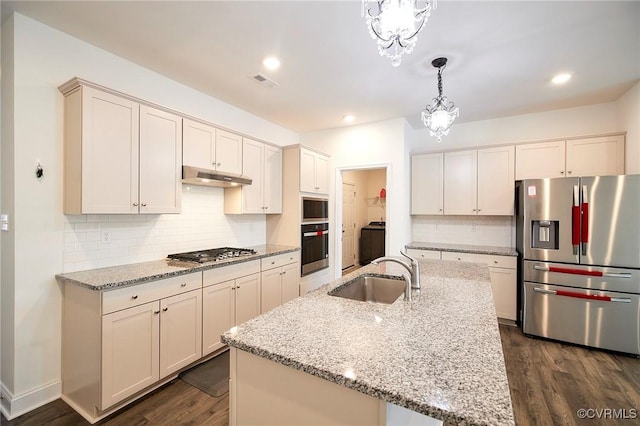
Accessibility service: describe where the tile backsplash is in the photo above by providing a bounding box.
[63,185,266,272]
[411,215,515,247]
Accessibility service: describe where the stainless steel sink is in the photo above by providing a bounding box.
[328,274,406,304]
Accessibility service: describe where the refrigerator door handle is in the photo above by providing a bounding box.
[581,184,589,256]
[572,185,580,256]
[533,287,631,303]
[603,272,633,279]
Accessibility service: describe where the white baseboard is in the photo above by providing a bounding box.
[0,380,61,420]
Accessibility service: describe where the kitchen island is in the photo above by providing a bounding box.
[222,259,515,426]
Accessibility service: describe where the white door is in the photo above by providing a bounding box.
[264,145,282,213]
[234,273,261,325]
[182,118,215,169]
[159,289,202,378]
[477,146,514,215]
[515,140,566,180]
[566,135,625,177]
[241,138,265,213]
[260,268,282,314]
[215,129,243,175]
[342,182,356,269]
[202,280,235,356]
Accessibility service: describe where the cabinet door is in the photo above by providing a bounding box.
[489,267,517,321]
[202,280,235,356]
[215,129,243,175]
[241,139,265,213]
[260,268,282,314]
[159,289,202,378]
[314,154,330,194]
[300,149,317,193]
[280,262,300,304]
[264,145,283,213]
[182,118,215,169]
[444,150,477,215]
[139,105,182,214]
[566,135,625,177]
[101,301,159,409]
[234,273,261,325]
[411,153,444,215]
[515,140,566,180]
[81,87,139,214]
[405,248,441,260]
[477,146,514,215]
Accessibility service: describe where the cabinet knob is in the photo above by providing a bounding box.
[162,307,168,312]
[217,162,222,167]
[439,209,443,212]
[181,283,187,287]
[560,171,565,174]
[477,209,481,212]
[132,295,138,300]
[154,310,160,315]
[457,257,462,261]
[567,171,572,174]
[236,286,241,289]
[133,202,139,207]
[494,260,498,264]
[472,209,476,212]
[271,261,275,265]
[141,203,147,207]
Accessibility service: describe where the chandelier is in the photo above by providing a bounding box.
[422,57,459,142]
[363,0,436,67]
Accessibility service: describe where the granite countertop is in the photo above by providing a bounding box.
[222,259,515,426]
[55,244,299,291]
[406,241,518,257]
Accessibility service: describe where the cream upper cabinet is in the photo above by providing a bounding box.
[515,135,624,180]
[224,139,282,214]
[300,148,329,194]
[182,118,242,175]
[61,83,181,214]
[444,150,478,215]
[477,146,515,215]
[444,147,514,216]
[515,140,565,180]
[411,153,444,215]
[565,135,625,177]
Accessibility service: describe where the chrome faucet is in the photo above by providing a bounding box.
[371,250,421,301]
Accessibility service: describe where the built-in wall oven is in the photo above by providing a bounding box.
[301,222,329,276]
[302,197,329,223]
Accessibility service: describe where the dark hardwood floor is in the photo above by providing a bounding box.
[3,325,639,425]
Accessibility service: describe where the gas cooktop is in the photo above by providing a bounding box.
[167,247,257,263]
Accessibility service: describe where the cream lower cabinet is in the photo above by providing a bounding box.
[202,260,262,356]
[260,252,301,313]
[441,251,517,321]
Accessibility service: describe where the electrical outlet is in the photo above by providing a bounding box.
[102,231,111,244]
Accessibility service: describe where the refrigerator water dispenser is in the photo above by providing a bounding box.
[531,220,559,249]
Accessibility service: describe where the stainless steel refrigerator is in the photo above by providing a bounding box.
[516,175,640,355]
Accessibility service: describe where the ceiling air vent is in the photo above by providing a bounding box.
[251,73,278,88]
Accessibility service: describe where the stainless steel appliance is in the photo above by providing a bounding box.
[301,197,328,223]
[301,222,329,276]
[168,247,257,263]
[182,165,252,188]
[516,175,640,355]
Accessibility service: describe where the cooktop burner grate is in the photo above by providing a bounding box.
[167,247,257,263]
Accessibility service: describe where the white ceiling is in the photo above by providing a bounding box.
[2,1,639,133]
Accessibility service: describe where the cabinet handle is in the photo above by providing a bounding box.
[181,283,187,287]
[162,307,168,312]
[141,203,147,207]
[133,202,139,207]
[567,171,572,174]
[560,171,565,174]
[236,286,241,289]
[494,260,498,264]
[154,310,160,315]
[132,295,138,300]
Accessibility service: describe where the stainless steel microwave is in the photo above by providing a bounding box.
[301,197,328,223]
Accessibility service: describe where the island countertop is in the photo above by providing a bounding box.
[222,259,515,426]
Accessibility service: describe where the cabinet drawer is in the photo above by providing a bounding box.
[102,272,202,315]
[441,251,516,269]
[203,259,260,287]
[406,248,441,260]
[261,252,301,271]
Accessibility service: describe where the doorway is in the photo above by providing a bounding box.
[339,168,387,275]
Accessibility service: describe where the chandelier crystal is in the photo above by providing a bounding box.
[422,57,459,142]
[363,0,435,67]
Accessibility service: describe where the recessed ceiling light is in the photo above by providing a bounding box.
[343,114,355,123]
[551,73,572,85]
[262,56,281,71]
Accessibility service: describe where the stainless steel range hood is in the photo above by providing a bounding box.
[182,166,252,188]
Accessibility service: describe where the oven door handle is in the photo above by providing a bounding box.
[533,287,631,303]
[303,230,329,237]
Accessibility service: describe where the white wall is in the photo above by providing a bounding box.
[616,81,640,173]
[412,216,514,248]
[0,13,298,419]
[300,118,411,281]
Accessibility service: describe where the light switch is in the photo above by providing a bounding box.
[1,214,8,232]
